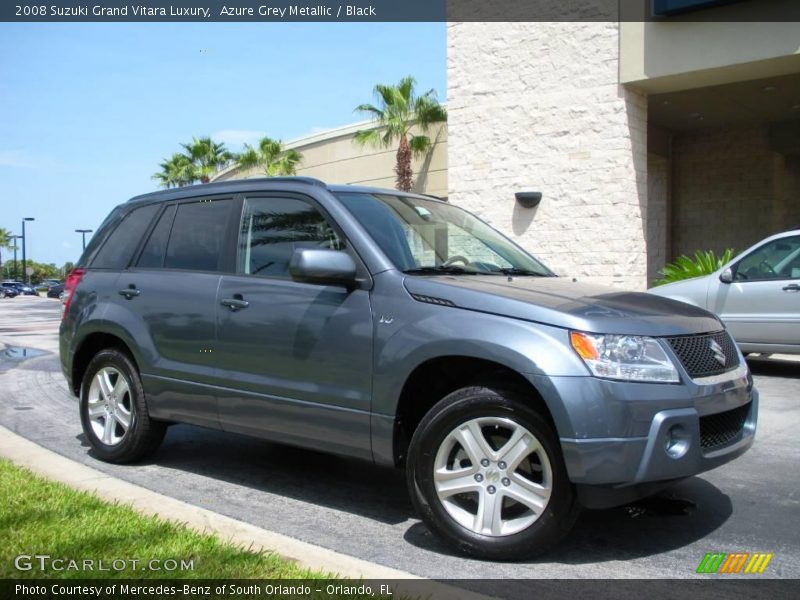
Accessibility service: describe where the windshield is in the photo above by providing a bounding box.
[335,192,553,276]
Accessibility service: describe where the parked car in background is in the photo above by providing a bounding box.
[0,282,20,297]
[1,281,36,295]
[650,229,800,355]
[60,177,757,560]
[47,283,65,298]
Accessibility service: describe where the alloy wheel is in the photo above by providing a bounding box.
[87,366,133,446]
[433,416,552,537]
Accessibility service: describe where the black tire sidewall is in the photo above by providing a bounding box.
[79,349,148,463]
[407,387,576,560]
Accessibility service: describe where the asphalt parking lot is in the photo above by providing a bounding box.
[1,295,798,591]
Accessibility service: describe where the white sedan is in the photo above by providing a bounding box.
[649,229,800,355]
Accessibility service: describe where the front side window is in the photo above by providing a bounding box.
[335,192,552,276]
[164,199,232,271]
[734,235,800,281]
[238,196,344,279]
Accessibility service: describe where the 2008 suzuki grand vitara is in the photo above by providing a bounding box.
[60,177,757,559]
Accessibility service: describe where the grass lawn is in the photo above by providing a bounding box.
[0,458,326,579]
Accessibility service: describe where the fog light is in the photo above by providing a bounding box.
[665,424,690,459]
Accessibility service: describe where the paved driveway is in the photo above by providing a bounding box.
[1,296,798,592]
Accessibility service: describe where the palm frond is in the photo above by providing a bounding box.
[409,135,432,157]
[354,104,384,119]
[354,128,384,147]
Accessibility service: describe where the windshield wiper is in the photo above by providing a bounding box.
[402,265,480,275]
[493,267,548,277]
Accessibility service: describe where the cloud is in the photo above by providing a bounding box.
[0,149,72,172]
[212,130,267,150]
[291,126,333,141]
[0,150,36,168]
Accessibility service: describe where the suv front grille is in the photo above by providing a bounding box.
[665,331,739,378]
[699,402,751,452]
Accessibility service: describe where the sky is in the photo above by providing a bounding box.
[0,23,446,268]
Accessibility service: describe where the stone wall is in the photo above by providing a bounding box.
[447,22,649,289]
[647,154,670,284]
[671,124,800,258]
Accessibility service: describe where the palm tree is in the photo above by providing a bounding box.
[152,153,197,188]
[354,75,447,192]
[0,228,13,279]
[181,137,234,183]
[235,136,303,176]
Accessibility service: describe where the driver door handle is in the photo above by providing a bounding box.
[118,287,140,299]
[220,295,249,311]
[782,284,800,292]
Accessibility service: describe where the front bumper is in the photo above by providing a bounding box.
[528,363,757,507]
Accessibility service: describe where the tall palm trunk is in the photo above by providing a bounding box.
[395,134,413,192]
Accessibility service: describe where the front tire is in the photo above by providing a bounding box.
[406,385,578,560]
[79,348,165,463]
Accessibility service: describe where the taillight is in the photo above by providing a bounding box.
[61,268,86,320]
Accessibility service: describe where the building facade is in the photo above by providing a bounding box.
[219,8,799,291]
[448,10,800,289]
[213,121,448,199]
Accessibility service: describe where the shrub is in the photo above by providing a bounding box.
[653,249,735,286]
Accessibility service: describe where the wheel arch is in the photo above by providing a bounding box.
[71,330,140,396]
[391,355,558,467]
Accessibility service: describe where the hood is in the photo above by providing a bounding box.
[403,275,722,336]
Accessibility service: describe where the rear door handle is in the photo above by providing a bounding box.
[118,288,140,299]
[220,297,249,311]
[782,284,800,292]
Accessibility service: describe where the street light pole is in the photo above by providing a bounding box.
[75,229,93,251]
[21,217,35,285]
[10,235,22,280]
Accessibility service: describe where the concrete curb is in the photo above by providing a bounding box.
[0,424,417,581]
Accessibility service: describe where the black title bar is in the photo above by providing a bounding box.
[2,0,800,22]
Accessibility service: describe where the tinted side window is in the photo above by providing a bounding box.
[91,204,159,269]
[164,199,232,271]
[238,196,344,278]
[137,204,177,268]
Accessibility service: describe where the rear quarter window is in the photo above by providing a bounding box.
[90,204,159,269]
[137,204,177,269]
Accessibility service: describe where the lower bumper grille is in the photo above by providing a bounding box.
[699,402,751,452]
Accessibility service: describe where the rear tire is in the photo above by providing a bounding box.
[79,348,165,463]
[406,384,578,560]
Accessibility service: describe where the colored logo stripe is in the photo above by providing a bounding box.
[745,553,773,574]
[697,552,773,574]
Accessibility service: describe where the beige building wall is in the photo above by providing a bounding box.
[447,22,649,289]
[671,124,800,259]
[214,121,448,198]
[646,153,670,284]
[620,18,800,94]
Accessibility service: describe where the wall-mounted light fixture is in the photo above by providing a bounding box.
[515,191,542,209]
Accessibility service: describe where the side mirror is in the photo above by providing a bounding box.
[289,248,357,287]
[719,267,734,284]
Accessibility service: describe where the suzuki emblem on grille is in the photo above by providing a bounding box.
[709,339,726,365]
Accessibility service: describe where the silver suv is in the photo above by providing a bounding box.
[60,177,757,559]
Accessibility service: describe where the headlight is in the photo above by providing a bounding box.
[569,331,679,383]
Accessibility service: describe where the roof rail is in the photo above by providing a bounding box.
[418,192,446,202]
[256,176,327,187]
